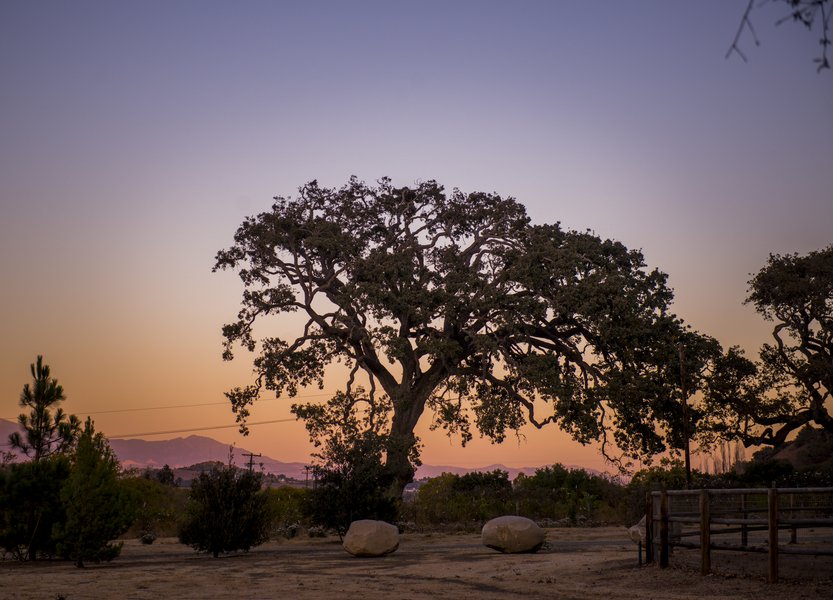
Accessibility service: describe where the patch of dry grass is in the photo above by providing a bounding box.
[2,528,831,599]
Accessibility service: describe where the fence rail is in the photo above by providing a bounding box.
[645,487,833,583]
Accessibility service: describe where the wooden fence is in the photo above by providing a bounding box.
[645,487,833,583]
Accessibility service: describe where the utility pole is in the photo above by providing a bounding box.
[242,451,261,472]
[679,343,691,489]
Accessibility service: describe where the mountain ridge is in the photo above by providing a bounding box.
[0,418,579,479]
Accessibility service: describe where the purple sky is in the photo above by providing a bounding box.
[1,1,831,471]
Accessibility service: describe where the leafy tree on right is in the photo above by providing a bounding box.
[701,246,833,447]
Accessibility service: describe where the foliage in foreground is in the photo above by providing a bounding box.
[1,359,132,565]
[54,419,135,567]
[0,421,134,565]
[406,455,833,530]
[122,470,186,542]
[408,471,512,525]
[304,433,399,536]
[700,246,833,449]
[0,455,70,560]
[178,463,270,557]
[263,486,308,537]
[407,465,622,527]
[297,390,400,535]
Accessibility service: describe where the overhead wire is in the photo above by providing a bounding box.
[110,418,298,438]
[1,391,332,439]
[0,391,332,420]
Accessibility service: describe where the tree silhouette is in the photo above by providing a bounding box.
[729,0,831,71]
[297,390,399,533]
[0,455,70,560]
[55,418,135,567]
[215,177,737,498]
[178,461,269,558]
[9,356,80,462]
[703,246,833,448]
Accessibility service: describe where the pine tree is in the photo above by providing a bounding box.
[55,419,135,567]
[1,356,78,560]
[9,356,80,462]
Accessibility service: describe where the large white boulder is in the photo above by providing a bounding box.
[343,520,400,557]
[481,516,545,554]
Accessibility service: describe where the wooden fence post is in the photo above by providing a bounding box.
[789,494,797,544]
[768,486,778,584]
[645,493,654,565]
[700,489,710,575]
[660,489,669,568]
[740,493,748,547]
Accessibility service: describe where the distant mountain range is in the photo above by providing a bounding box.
[108,435,312,479]
[10,418,832,481]
[0,418,558,479]
[0,418,312,478]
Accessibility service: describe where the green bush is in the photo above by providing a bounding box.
[408,473,456,525]
[121,475,187,539]
[408,472,507,526]
[515,465,622,524]
[0,455,70,560]
[1,420,134,566]
[263,486,308,536]
[409,465,624,528]
[55,419,135,567]
[450,471,514,523]
[304,435,398,536]
[178,464,270,557]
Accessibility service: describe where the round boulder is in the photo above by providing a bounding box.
[481,516,545,554]
[343,520,400,557]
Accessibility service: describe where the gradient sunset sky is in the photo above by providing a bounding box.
[1,1,831,472]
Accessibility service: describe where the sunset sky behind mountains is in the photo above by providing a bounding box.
[1,1,831,472]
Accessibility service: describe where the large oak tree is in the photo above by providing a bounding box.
[701,246,833,448]
[215,177,721,498]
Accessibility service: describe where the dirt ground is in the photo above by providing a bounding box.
[3,527,832,600]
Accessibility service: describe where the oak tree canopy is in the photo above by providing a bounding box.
[214,177,728,497]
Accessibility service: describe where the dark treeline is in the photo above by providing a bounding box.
[404,466,623,528]
[5,449,833,562]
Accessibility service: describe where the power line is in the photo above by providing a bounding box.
[110,417,297,439]
[74,400,235,415]
[0,391,334,421]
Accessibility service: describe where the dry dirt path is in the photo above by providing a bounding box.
[2,527,830,599]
